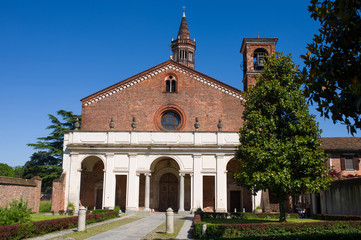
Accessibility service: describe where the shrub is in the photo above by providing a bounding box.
[114,206,120,216]
[0,197,32,226]
[0,210,118,239]
[312,214,361,221]
[194,221,361,239]
[67,202,75,216]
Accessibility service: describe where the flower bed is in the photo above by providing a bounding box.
[0,211,118,240]
[193,221,361,239]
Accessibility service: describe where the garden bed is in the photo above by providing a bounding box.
[0,210,118,240]
[194,212,361,239]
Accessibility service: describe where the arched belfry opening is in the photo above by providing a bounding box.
[253,48,268,71]
[80,156,104,209]
[226,159,252,212]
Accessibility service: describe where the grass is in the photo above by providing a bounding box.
[39,200,51,213]
[51,215,144,240]
[141,216,185,240]
[30,214,70,222]
[202,217,323,224]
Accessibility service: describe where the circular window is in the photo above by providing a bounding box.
[154,105,185,131]
[161,111,180,129]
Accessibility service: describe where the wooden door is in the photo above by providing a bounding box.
[230,191,241,212]
[96,189,103,209]
[159,173,178,211]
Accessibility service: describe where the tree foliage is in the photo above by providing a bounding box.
[25,110,80,191]
[22,151,61,191]
[301,0,361,134]
[235,53,332,222]
[0,163,23,178]
[27,110,81,159]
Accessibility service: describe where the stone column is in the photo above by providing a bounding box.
[126,153,139,213]
[192,154,202,212]
[178,173,185,213]
[216,154,227,212]
[190,173,194,212]
[144,173,151,212]
[103,153,115,209]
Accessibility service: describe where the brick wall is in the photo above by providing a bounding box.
[51,173,66,213]
[0,176,42,213]
[81,65,244,132]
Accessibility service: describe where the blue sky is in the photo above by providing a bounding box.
[1,0,359,167]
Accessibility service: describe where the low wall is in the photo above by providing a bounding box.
[51,172,66,213]
[320,177,361,215]
[0,176,42,213]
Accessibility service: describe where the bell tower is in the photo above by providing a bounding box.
[240,38,278,91]
[171,8,196,69]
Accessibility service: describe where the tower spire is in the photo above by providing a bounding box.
[171,8,196,69]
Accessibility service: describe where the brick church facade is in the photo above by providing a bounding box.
[56,11,361,214]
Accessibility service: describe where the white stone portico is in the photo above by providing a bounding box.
[62,131,262,213]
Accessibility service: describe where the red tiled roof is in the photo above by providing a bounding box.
[321,137,361,151]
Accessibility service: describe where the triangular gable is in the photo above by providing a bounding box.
[82,60,245,106]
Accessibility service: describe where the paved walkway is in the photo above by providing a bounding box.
[87,213,165,240]
[176,215,194,239]
[27,213,194,240]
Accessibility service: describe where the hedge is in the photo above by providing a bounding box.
[194,221,361,239]
[0,211,118,240]
[199,212,298,220]
[312,214,361,221]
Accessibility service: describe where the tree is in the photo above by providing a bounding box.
[25,110,81,191]
[22,151,61,191]
[28,110,81,160]
[301,0,361,134]
[235,53,332,222]
[0,163,15,177]
[0,163,24,178]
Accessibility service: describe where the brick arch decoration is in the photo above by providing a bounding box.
[153,105,186,131]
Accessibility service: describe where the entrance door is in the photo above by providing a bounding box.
[96,189,103,209]
[159,173,178,211]
[230,191,241,212]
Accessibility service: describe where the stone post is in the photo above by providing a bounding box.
[178,173,185,213]
[165,207,174,234]
[77,206,87,232]
[144,173,151,212]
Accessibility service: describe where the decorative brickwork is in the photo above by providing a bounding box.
[81,61,245,132]
[0,176,42,213]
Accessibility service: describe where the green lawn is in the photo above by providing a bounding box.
[39,200,51,213]
[30,214,70,222]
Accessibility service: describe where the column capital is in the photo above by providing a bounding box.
[106,152,115,157]
[179,173,185,177]
[144,173,152,177]
[128,153,138,157]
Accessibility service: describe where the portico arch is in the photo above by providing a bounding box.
[80,156,104,209]
[226,159,252,212]
[149,157,180,211]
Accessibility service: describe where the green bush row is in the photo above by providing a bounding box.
[0,211,118,240]
[312,214,361,221]
[200,212,298,220]
[193,221,361,239]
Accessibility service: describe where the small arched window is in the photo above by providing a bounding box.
[165,75,177,93]
[254,48,268,71]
